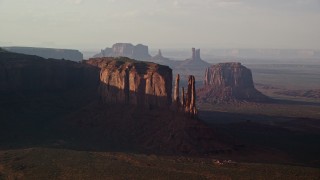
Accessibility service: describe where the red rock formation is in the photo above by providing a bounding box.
[198,62,270,103]
[86,57,172,108]
[173,74,180,107]
[172,74,197,117]
[204,62,254,88]
[185,75,197,117]
[181,87,186,107]
[0,50,230,155]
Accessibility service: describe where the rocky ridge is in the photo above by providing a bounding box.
[4,46,83,61]
[0,50,98,93]
[148,50,181,69]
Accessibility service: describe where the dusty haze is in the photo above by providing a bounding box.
[0,0,320,50]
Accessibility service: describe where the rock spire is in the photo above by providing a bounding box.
[185,75,197,117]
[173,74,180,107]
[191,47,201,61]
[173,74,197,118]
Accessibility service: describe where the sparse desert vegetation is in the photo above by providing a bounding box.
[1,148,320,180]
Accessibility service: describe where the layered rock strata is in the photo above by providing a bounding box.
[86,57,172,108]
[198,62,270,102]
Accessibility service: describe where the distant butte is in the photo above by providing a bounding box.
[3,46,83,61]
[198,62,270,103]
[176,47,211,72]
[94,43,151,60]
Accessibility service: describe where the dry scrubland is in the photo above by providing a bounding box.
[1,148,320,180]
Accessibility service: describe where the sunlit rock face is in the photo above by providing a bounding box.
[86,57,172,108]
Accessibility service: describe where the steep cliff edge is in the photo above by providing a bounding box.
[198,62,270,103]
[86,57,172,108]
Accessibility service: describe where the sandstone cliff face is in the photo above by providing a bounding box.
[204,62,254,88]
[86,57,172,108]
[4,47,83,61]
[198,62,269,102]
[94,43,151,60]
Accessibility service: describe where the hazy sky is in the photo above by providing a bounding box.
[1,0,320,50]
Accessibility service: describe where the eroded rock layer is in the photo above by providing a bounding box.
[198,62,270,103]
[86,57,172,108]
